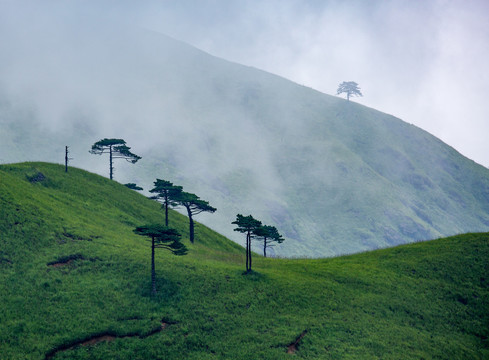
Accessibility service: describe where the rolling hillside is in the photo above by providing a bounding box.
[1,24,489,257]
[0,162,487,359]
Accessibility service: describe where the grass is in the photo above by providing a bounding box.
[0,162,488,359]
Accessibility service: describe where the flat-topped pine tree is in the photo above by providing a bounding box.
[89,138,141,180]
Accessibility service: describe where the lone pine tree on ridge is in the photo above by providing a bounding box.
[337,81,363,101]
[89,138,141,180]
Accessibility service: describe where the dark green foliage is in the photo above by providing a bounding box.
[253,225,284,257]
[337,81,363,101]
[89,138,141,180]
[26,171,46,183]
[149,179,183,226]
[133,224,187,256]
[232,214,262,234]
[134,224,187,295]
[124,183,143,191]
[174,191,216,243]
[232,214,262,272]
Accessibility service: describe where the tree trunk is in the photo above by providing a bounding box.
[65,146,68,173]
[248,233,252,272]
[164,199,169,227]
[189,216,195,243]
[151,235,157,296]
[245,231,250,272]
[263,237,267,257]
[109,145,113,180]
[186,206,195,243]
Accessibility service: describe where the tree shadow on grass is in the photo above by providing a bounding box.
[137,276,179,301]
[241,269,266,281]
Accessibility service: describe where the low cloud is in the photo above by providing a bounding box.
[130,0,489,167]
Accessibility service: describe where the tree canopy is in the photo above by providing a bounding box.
[125,183,143,191]
[133,224,187,295]
[337,81,363,101]
[174,191,216,243]
[149,179,183,226]
[89,138,141,180]
[253,225,284,258]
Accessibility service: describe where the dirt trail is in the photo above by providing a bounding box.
[45,321,168,359]
[48,260,75,267]
[287,330,308,354]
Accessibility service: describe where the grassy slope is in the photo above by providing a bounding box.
[3,25,489,259]
[3,29,489,258]
[269,93,489,255]
[0,162,487,359]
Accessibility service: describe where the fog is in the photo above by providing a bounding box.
[132,0,489,168]
[1,1,488,256]
[0,5,291,250]
[2,0,488,166]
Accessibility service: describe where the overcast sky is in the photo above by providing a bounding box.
[2,0,489,167]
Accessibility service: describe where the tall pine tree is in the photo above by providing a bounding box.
[174,191,216,243]
[133,224,187,296]
[232,214,262,273]
[89,138,141,180]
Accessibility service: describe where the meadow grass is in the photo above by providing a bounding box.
[0,162,487,359]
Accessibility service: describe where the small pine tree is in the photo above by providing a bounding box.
[133,224,187,296]
[254,225,284,257]
[125,183,143,191]
[337,81,363,101]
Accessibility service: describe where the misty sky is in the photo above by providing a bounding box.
[2,0,489,167]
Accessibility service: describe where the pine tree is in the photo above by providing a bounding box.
[254,225,284,257]
[149,179,183,226]
[232,214,262,273]
[174,191,216,243]
[125,183,143,191]
[337,81,363,101]
[89,138,141,180]
[133,224,187,296]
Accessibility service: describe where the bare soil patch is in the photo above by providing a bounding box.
[287,329,308,354]
[47,254,85,267]
[45,320,170,359]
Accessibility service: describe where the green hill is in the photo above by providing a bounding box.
[0,162,487,359]
[1,24,489,257]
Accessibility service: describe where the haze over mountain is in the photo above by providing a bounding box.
[1,22,489,257]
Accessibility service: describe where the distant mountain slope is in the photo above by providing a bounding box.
[0,163,487,359]
[1,24,488,256]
